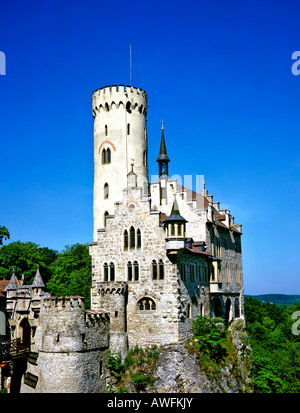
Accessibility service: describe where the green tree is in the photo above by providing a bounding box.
[0,226,10,245]
[46,243,92,308]
[0,240,58,284]
[245,297,300,393]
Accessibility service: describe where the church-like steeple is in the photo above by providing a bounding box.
[156,122,170,178]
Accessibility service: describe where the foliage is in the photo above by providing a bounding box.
[0,226,10,246]
[106,345,160,392]
[0,240,58,284]
[191,316,228,363]
[46,243,92,308]
[244,298,300,393]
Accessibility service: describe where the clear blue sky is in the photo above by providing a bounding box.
[1,0,299,295]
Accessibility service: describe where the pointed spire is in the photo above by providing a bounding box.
[156,128,170,163]
[31,264,45,288]
[157,123,170,178]
[164,195,187,223]
[6,268,19,290]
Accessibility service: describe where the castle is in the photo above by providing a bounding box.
[0,85,244,393]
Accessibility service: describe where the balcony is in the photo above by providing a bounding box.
[0,338,30,361]
[210,282,223,293]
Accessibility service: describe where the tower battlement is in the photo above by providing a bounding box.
[92,85,147,118]
[42,295,85,312]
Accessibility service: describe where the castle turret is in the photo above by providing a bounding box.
[92,85,148,240]
[164,195,187,259]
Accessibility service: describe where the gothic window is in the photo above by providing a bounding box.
[171,223,175,236]
[109,262,115,281]
[133,261,139,281]
[130,226,135,249]
[235,266,240,284]
[102,149,106,164]
[102,148,111,164]
[177,224,182,236]
[216,239,221,257]
[152,260,157,280]
[104,262,108,281]
[138,297,156,311]
[225,264,230,284]
[104,211,109,227]
[159,259,164,280]
[127,261,132,281]
[211,264,215,281]
[124,230,128,250]
[180,263,186,281]
[190,265,195,282]
[107,148,111,163]
[104,183,109,199]
[234,298,240,318]
[137,229,141,248]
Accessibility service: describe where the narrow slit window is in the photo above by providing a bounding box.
[137,229,141,248]
[127,123,130,135]
[104,183,109,199]
[159,259,164,280]
[124,230,128,250]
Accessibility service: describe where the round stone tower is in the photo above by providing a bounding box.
[92,85,148,240]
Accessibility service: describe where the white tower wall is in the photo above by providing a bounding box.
[92,85,148,240]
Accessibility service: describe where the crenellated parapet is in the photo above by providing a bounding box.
[92,85,147,118]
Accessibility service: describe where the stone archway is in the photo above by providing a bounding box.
[225,298,232,324]
[19,317,30,349]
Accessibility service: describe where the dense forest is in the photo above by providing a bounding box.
[244,298,300,392]
[0,235,299,393]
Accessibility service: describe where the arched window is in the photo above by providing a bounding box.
[152,260,157,280]
[138,297,156,311]
[130,226,135,249]
[127,261,132,281]
[171,223,175,236]
[124,230,128,250]
[235,266,240,284]
[211,264,215,281]
[106,148,111,163]
[225,264,230,284]
[104,211,109,227]
[109,262,115,281]
[104,262,108,281]
[137,229,141,248]
[234,298,240,318]
[214,298,223,317]
[159,259,164,280]
[102,147,111,164]
[104,183,109,199]
[102,149,106,164]
[133,261,139,281]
